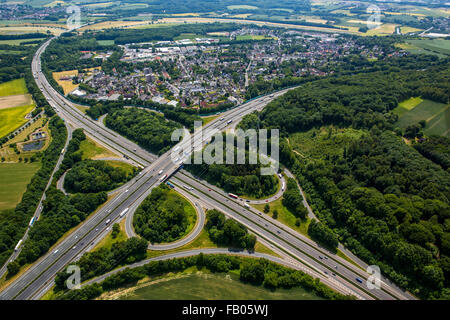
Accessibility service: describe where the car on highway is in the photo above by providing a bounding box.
[105,219,111,225]
[53,249,59,254]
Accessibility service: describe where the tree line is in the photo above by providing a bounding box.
[57,253,352,300]
[205,209,256,250]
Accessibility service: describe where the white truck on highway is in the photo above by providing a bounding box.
[14,240,23,252]
[119,208,129,217]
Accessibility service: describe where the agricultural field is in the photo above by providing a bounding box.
[79,20,152,31]
[393,97,424,117]
[0,38,45,46]
[0,79,27,97]
[0,105,35,138]
[52,70,79,95]
[0,162,41,211]
[0,25,66,36]
[396,39,450,58]
[395,99,449,138]
[114,271,323,300]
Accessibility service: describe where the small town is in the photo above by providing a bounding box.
[69,28,393,109]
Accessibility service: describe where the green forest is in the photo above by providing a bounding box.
[205,209,256,250]
[133,185,195,243]
[186,136,279,199]
[237,54,450,298]
[64,160,135,194]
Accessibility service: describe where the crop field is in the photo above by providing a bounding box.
[0,162,41,211]
[0,79,27,97]
[393,97,424,117]
[401,39,450,57]
[396,99,449,138]
[115,271,323,300]
[0,105,35,138]
[227,5,258,10]
[0,38,45,46]
[52,70,79,95]
[0,26,66,35]
[79,20,152,31]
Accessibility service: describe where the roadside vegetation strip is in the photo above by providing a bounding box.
[176,177,391,300]
[9,174,155,299]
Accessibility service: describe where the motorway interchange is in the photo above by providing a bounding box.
[0,37,416,301]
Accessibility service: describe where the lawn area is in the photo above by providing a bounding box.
[0,104,35,138]
[79,136,118,160]
[93,219,127,251]
[395,99,449,138]
[75,104,90,114]
[0,78,27,97]
[0,162,41,211]
[201,115,219,125]
[252,197,311,238]
[113,271,323,300]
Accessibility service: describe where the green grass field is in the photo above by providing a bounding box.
[395,99,449,138]
[118,271,323,300]
[396,39,450,58]
[288,126,366,160]
[78,137,118,160]
[0,162,41,211]
[104,160,136,176]
[0,79,28,97]
[0,104,35,138]
[252,197,311,238]
[393,97,424,117]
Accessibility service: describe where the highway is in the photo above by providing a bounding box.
[0,37,415,301]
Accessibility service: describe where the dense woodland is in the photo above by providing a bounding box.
[238,52,450,298]
[186,136,279,198]
[133,185,193,243]
[205,209,256,250]
[105,108,182,155]
[64,160,134,194]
